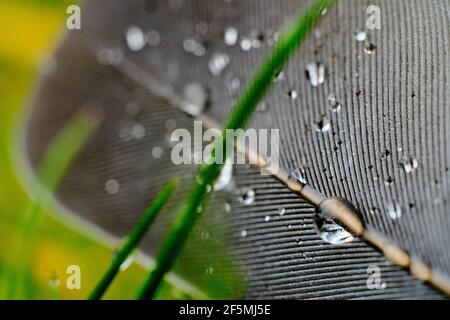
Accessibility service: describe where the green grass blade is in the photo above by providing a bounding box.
[88,179,179,300]
[223,0,332,131]
[137,0,334,300]
[37,109,99,192]
[7,108,100,299]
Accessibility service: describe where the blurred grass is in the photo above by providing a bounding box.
[89,180,179,300]
[6,108,101,299]
[0,0,201,300]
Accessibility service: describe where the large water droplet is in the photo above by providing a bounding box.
[208,53,230,76]
[126,26,146,51]
[240,230,248,237]
[328,94,342,112]
[238,187,255,205]
[315,115,331,133]
[305,62,325,87]
[313,208,354,244]
[224,27,238,46]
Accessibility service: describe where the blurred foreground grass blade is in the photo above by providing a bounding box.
[38,109,100,192]
[88,179,179,300]
[137,0,334,300]
[7,108,100,299]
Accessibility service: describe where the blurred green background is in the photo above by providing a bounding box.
[0,0,205,300]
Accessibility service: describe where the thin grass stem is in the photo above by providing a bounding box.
[88,179,179,300]
[7,108,99,299]
[137,0,334,300]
